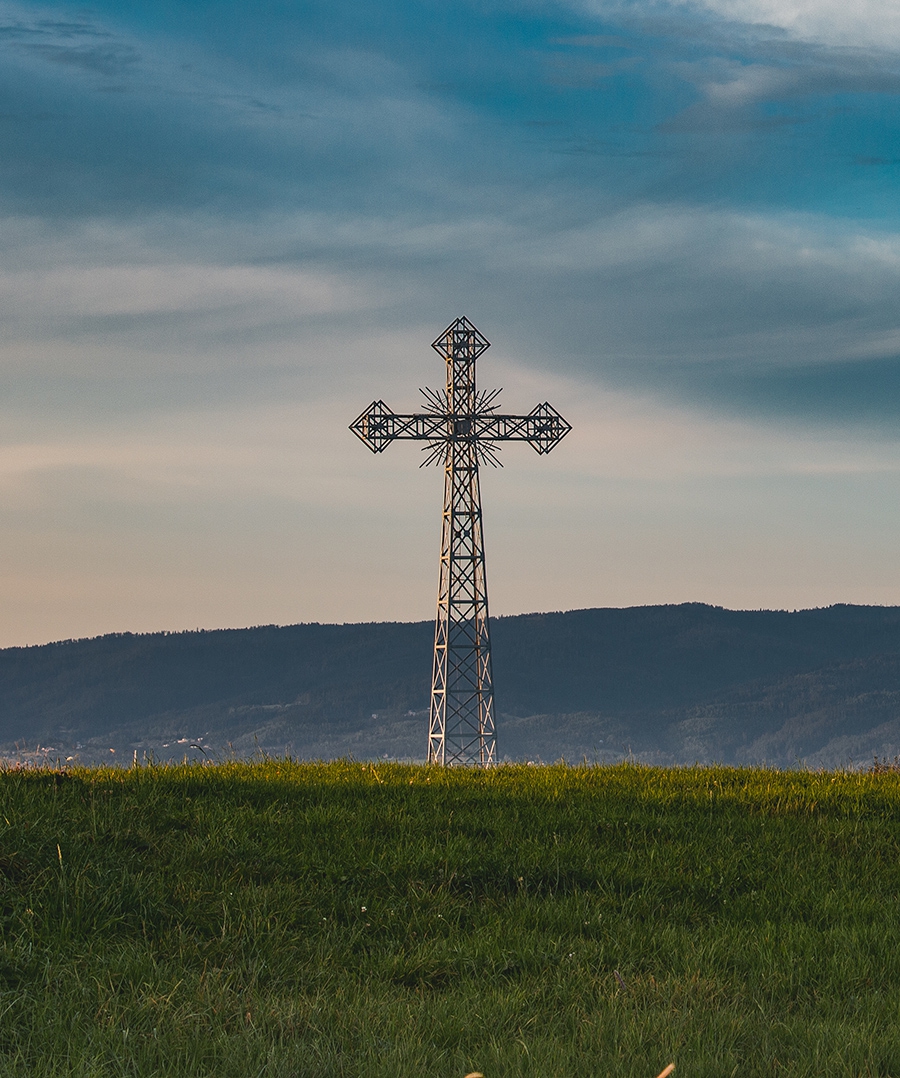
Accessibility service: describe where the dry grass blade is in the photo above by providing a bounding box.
[655,1065,675,1078]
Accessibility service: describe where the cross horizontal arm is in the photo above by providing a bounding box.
[349,400,571,455]
[349,402,443,451]
[479,407,573,454]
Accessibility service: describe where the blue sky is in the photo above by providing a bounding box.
[3,0,900,645]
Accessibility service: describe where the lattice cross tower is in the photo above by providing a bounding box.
[350,317,571,766]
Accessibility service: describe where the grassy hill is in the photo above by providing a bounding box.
[4,604,900,766]
[1,760,899,1077]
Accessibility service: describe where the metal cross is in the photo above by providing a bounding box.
[350,316,571,766]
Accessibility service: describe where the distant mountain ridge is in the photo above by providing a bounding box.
[3,604,900,768]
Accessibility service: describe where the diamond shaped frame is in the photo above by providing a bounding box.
[431,316,490,360]
[526,402,572,455]
[349,399,396,453]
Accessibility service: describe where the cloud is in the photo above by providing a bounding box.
[579,0,900,50]
[678,58,881,115]
[0,2,459,222]
[0,261,375,335]
[3,0,900,639]
[0,4,142,84]
[541,52,641,87]
[688,0,900,50]
[7,191,900,430]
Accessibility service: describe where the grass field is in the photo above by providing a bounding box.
[1,760,900,1077]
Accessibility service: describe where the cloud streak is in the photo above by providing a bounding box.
[1,0,900,643]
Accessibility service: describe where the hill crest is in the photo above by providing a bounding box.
[4,603,900,768]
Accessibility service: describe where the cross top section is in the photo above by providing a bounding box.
[432,315,490,362]
[350,316,571,467]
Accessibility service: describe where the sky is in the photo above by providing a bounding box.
[3,0,900,646]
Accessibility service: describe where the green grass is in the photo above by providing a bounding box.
[2,761,900,1077]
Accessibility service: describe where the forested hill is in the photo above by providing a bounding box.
[4,603,900,768]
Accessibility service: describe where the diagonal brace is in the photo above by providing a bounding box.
[349,401,572,456]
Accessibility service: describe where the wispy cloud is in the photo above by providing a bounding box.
[1,0,900,641]
[688,0,900,49]
[578,0,900,49]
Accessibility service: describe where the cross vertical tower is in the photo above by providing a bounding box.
[350,317,571,766]
[430,318,494,766]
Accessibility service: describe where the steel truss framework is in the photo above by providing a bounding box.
[350,317,571,766]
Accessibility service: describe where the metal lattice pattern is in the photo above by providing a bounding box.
[350,317,570,767]
[349,402,572,458]
[429,440,495,766]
